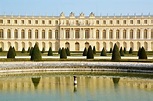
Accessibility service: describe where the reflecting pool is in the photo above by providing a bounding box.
[0,72,153,101]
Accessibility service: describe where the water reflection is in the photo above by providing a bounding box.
[0,72,152,101]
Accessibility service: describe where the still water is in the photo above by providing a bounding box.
[0,72,152,101]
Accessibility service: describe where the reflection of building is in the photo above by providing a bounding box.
[0,12,153,51]
[0,75,152,93]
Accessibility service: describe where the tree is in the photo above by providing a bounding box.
[137,47,141,56]
[41,47,45,53]
[66,47,70,56]
[93,46,96,54]
[83,47,87,56]
[124,47,126,54]
[60,47,67,59]
[109,48,112,53]
[87,45,94,59]
[27,47,31,53]
[21,47,26,53]
[129,47,133,54]
[119,47,124,56]
[29,47,33,56]
[138,47,147,59]
[100,47,107,56]
[111,44,121,61]
[58,48,61,54]
[31,43,42,61]
[0,47,3,52]
[48,47,53,56]
[7,46,15,59]
[12,47,16,56]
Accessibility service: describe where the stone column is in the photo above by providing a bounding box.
[32,29,35,40]
[90,29,92,39]
[11,28,14,39]
[70,28,73,39]
[120,29,123,40]
[140,28,144,39]
[52,29,55,39]
[25,28,28,39]
[38,29,42,40]
[99,29,102,39]
[106,28,109,40]
[127,29,130,40]
[73,29,75,39]
[133,28,137,40]
[18,29,21,39]
[63,29,65,39]
[3,28,7,39]
[148,28,151,39]
[93,29,96,39]
[113,29,116,40]
[45,29,48,40]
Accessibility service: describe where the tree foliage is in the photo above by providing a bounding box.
[138,47,147,59]
[109,48,112,53]
[7,46,16,59]
[21,47,26,53]
[66,47,71,56]
[30,43,42,61]
[119,47,124,56]
[129,47,133,54]
[83,47,87,56]
[93,46,96,54]
[111,44,121,61]
[48,47,53,56]
[58,48,61,54]
[87,45,94,59]
[124,47,127,54]
[41,47,45,53]
[60,47,67,59]
[100,47,107,56]
[0,47,3,52]
[27,47,31,53]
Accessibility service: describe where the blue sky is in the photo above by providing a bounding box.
[0,0,153,16]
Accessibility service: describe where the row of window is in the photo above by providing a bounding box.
[0,29,153,39]
[0,19,152,25]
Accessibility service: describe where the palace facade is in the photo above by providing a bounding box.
[0,12,153,51]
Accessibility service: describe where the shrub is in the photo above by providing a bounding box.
[29,47,33,56]
[12,47,16,56]
[119,47,124,56]
[93,46,96,54]
[100,47,107,56]
[87,45,94,59]
[83,47,87,56]
[7,46,15,59]
[111,43,121,61]
[109,48,112,53]
[60,47,67,59]
[66,47,70,56]
[48,47,53,56]
[21,47,26,53]
[41,47,45,53]
[30,43,42,61]
[138,47,147,59]
[27,47,31,53]
[58,48,61,54]
[124,47,126,54]
[0,47,3,52]
[129,47,133,54]
[137,47,141,56]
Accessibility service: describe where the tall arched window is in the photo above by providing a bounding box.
[123,30,126,39]
[21,29,25,39]
[35,30,38,39]
[14,29,18,39]
[109,30,113,39]
[65,30,70,39]
[48,30,52,39]
[28,30,32,39]
[116,30,120,39]
[0,29,4,38]
[96,30,99,39]
[75,42,79,51]
[103,30,106,39]
[7,29,11,38]
[144,29,147,39]
[130,30,133,39]
[75,30,80,39]
[42,30,45,39]
[137,29,140,39]
[85,29,89,39]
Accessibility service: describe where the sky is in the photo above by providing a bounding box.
[0,0,153,16]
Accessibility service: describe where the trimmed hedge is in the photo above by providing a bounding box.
[21,47,26,53]
[87,45,94,59]
[83,47,87,56]
[138,47,147,59]
[120,47,124,56]
[93,46,96,54]
[100,47,107,56]
[60,47,67,59]
[48,47,53,56]
[7,46,15,59]
[111,44,121,61]
[30,43,42,61]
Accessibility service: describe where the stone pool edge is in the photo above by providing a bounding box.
[0,61,153,73]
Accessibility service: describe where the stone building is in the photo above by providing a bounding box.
[0,12,153,51]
